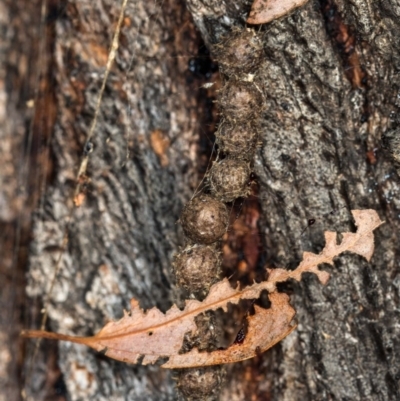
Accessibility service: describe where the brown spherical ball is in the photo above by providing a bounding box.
[180,194,229,244]
[213,28,264,76]
[209,159,251,202]
[218,80,263,121]
[173,244,221,295]
[216,120,259,160]
[176,366,225,401]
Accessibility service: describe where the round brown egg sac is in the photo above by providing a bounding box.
[218,80,263,121]
[180,194,229,244]
[173,244,221,295]
[209,159,251,203]
[216,120,259,160]
[213,28,264,76]
[176,366,225,401]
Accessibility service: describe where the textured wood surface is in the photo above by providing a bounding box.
[24,0,212,399]
[8,0,400,400]
[185,0,400,400]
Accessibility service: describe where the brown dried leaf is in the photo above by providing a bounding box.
[163,292,296,368]
[21,278,281,367]
[21,209,383,368]
[267,210,383,285]
[247,0,309,25]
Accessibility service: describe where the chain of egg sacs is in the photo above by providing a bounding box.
[173,28,265,401]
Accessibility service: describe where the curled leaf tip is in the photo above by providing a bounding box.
[247,0,309,25]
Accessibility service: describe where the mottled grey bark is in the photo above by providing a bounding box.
[24,0,213,400]
[186,0,400,400]
[21,0,400,400]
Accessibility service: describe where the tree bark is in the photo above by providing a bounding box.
[18,0,400,400]
[0,0,59,399]
[23,0,216,400]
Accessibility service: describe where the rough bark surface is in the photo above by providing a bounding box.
[186,1,400,400]
[23,0,217,400]
[16,0,400,400]
[0,0,61,400]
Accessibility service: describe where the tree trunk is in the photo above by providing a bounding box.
[0,0,58,399]
[13,0,400,400]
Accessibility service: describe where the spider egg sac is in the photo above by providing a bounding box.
[180,194,229,244]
